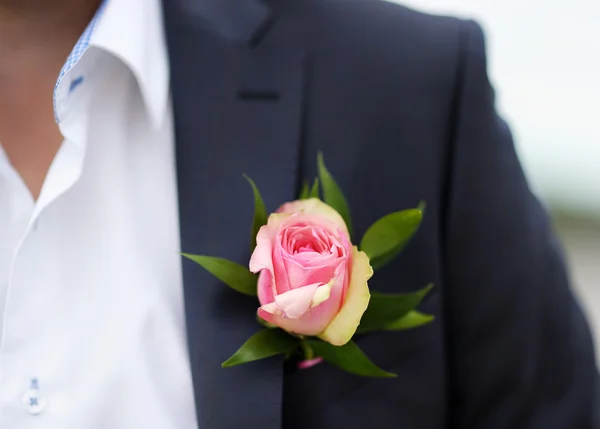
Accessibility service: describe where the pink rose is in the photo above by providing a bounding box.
[249,198,373,346]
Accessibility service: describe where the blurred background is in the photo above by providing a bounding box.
[394,0,600,357]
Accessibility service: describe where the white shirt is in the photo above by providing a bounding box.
[0,0,198,427]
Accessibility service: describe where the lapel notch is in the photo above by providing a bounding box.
[168,0,272,45]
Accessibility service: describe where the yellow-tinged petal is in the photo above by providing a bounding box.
[311,281,333,308]
[318,247,373,346]
[278,198,348,234]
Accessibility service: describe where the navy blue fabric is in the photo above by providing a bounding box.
[162,0,600,428]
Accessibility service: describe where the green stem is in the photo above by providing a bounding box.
[300,340,315,360]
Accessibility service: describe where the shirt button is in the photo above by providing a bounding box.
[22,378,46,415]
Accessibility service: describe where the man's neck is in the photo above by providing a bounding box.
[0,0,103,200]
[0,0,103,93]
[0,0,102,49]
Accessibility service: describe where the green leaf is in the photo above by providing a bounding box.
[360,208,423,270]
[317,152,353,236]
[357,284,434,334]
[299,181,310,200]
[385,311,435,331]
[243,174,268,251]
[306,340,396,378]
[308,178,320,199]
[182,254,257,296]
[222,329,299,367]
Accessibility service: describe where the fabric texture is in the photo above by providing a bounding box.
[163,0,600,427]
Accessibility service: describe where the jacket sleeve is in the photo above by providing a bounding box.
[444,19,600,428]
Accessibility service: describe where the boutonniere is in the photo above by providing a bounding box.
[183,153,434,378]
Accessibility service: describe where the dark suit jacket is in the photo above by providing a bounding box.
[162,0,600,427]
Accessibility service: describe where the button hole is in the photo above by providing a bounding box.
[237,90,280,101]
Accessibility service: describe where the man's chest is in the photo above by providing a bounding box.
[0,82,197,428]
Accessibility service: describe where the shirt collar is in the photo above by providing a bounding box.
[90,0,169,128]
[55,0,169,128]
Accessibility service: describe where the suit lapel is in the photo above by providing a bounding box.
[163,1,306,428]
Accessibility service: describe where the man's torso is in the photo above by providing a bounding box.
[0,0,197,427]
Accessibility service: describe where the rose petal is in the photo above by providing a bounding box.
[280,255,312,289]
[298,357,324,370]
[318,247,372,346]
[257,270,275,306]
[249,213,290,274]
[259,301,282,315]
[311,282,332,307]
[272,238,291,293]
[257,277,344,336]
[282,255,339,289]
[278,199,349,235]
[273,283,322,319]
